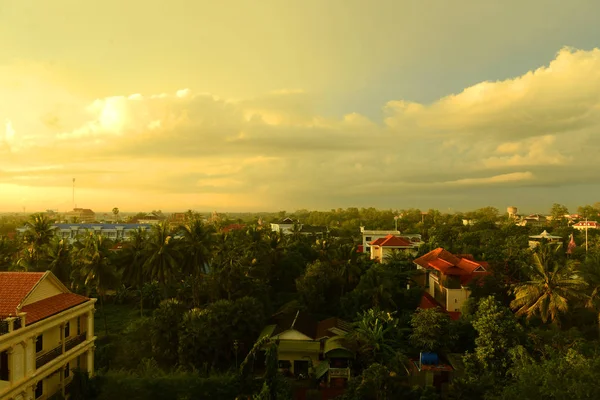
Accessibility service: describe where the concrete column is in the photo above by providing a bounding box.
[7,346,14,384]
[26,335,36,375]
[7,317,15,333]
[86,347,95,377]
[87,310,95,340]
[60,323,65,355]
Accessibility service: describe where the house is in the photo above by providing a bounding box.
[63,208,96,223]
[360,227,422,255]
[414,248,489,316]
[0,271,96,400]
[258,311,353,388]
[17,223,153,244]
[572,221,599,231]
[517,214,548,228]
[270,219,328,237]
[369,235,417,262]
[528,230,563,249]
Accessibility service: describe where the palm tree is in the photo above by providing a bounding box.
[179,217,214,305]
[72,233,118,336]
[116,228,148,316]
[112,207,120,223]
[510,243,586,324]
[144,222,181,294]
[45,237,72,284]
[0,236,17,271]
[22,213,55,269]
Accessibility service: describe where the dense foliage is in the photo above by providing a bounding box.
[2,203,600,399]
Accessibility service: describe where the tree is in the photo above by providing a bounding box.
[550,203,569,226]
[577,205,599,220]
[22,213,55,269]
[578,253,600,339]
[510,244,586,324]
[144,222,181,293]
[150,299,187,367]
[112,207,120,223]
[410,308,455,353]
[44,237,72,284]
[72,234,118,336]
[116,228,149,316]
[472,296,523,374]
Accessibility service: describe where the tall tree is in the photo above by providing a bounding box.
[116,228,149,316]
[22,213,55,269]
[72,234,118,336]
[144,222,181,293]
[179,217,214,306]
[510,244,586,324]
[44,237,72,284]
[112,207,120,223]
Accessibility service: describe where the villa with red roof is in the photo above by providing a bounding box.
[0,271,96,400]
[414,248,489,317]
[369,234,418,261]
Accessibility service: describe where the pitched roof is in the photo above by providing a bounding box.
[369,234,413,248]
[414,248,488,280]
[316,317,353,339]
[573,221,599,227]
[271,310,318,339]
[0,272,45,318]
[21,293,89,325]
[418,293,461,321]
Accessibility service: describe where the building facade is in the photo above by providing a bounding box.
[360,227,422,255]
[17,223,153,244]
[63,209,96,223]
[0,271,96,400]
[369,235,417,261]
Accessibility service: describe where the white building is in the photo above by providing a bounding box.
[0,271,96,400]
[17,223,153,244]
[360,227,422,254]
[528,230,563,249]
[369,235,417,261]
[572,221,599,231]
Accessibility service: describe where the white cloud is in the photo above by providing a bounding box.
[3,47,600,211]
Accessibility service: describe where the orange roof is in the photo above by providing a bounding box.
[0,272,45,318]
[418,293,461,320]
[22,293,89,325]
[414,248,488,279]
[370,234,413,248]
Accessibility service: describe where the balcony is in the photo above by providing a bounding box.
[36,333,87,369]
[0,320,7,336]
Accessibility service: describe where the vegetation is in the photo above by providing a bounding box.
[2,204,600,399]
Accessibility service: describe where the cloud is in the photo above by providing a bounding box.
[3,47,600,211]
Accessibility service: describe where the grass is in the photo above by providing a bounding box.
[94,301,147,339]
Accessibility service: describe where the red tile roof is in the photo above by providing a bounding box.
[21,293,89,325]
[370,234,413,248]
[414,248,489,282]
[0,272,45,318]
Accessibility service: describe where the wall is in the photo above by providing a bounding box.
[445,288,469,312]
[277,330,313,341]
[277,350,321,374]
[41,325,61,354]
[22,279,62,306]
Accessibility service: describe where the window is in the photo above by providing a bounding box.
[36,335,43,353]
[0,351,9,381]
[278,360,291,369]
[77,316,81,335]
[64,362,70,378]
[455,298,458,303]
[365,236,372,242]
[77,356,81,369]
[35,381,43,398]
[64,321,70,338]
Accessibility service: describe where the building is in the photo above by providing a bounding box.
[258,311,353,388]
[414,248,489,316]
[360,227,422,255]
[572,221,599,231]
[270,218,328,236]
[63,209,96,223]
[17,223,153,244]
[517,214,548,228]
[369,235,417,262]
[0,271,96,400]
[528,230,563,249]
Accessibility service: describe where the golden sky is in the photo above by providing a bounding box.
[2,0,600,213]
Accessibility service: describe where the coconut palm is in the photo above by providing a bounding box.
[510,243,586,324]
[116,228,149,316]
[44,236,72,284]
[22,213,55,269]
[72,233,118,336]
[179,217,214,305]
[112,207,120,223]
[144,222,181,293]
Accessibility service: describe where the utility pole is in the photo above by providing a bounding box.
[586,217,589,253]
[394,215,399,231]
[72,178,76,209]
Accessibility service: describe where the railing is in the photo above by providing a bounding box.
[329,367,350,378]
[36,345,63,369]
[36,332,88,369]
[65,333,87,352]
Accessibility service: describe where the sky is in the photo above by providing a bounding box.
[2,0,600,214]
